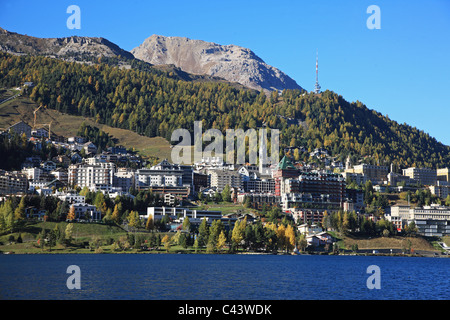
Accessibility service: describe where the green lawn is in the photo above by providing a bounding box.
[0,221,127,253]
[0,219,233,254]
[0,221,205,254]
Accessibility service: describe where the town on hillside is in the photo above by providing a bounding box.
[1,118,450,255]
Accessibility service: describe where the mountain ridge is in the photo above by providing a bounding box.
[1,50,448,168]
[1,28,448,168]
[0,27,135,60]
[0,27,303,93]
[131,34,303,93]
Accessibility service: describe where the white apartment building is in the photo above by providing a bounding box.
[281,193,313,211]
[145,206,223,225]
[55,191,85,204]
[22,167,44,181]
[50,169,68,186]
[151,159,193,187]
[136,169,182,188]
[298,223,323,235]
[68,161,115,191]
[410,205,450,237]
[70,203,101,221]
[136,159,193,189]
[387,204,450,236]
[31,127,49,139]
[386,205,411,231]
[67,136,86,144]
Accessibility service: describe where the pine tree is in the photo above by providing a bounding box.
[65,223,73,244]
[217,231,227,252]
[298,233,308,252]
[182,216,191,232]
[14,196,27,221]
[193,237,200,253]
[231,217,247,251]
[221,184,232,202]
[342,212,350,234]
[128,210,140,229]
[0,200,14,233]
[112,204,121,225]
[208,220,224,251]
[198,217,209,247]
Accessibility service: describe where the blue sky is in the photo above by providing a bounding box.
[1,0,450,145]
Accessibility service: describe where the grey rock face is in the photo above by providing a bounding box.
[131,35,302,92]
[0,27,134,60]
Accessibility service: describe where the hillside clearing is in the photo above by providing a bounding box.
[0,95,172,161]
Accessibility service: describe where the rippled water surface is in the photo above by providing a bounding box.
[0,254,449,300]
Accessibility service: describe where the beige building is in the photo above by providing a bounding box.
[437,168,450,182]
[342,171,367,186]
[209,169,242,192]
[429,181,450,199]
[0,169,28,195]
[114,168,135,192]
[402,167,437,186]
[347,164,389,184]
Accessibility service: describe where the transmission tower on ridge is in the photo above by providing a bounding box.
[314,50,321,94]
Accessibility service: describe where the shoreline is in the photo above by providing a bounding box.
[1,249,447,258]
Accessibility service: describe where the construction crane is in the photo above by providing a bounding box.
[32,105,55,141]
[33,104,44,130]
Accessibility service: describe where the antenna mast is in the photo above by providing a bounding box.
[314,50,321,94]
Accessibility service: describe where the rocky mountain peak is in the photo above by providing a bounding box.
[131,35,302,93]
[0,27,134,60]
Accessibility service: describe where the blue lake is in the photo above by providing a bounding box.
[0,254,449,300]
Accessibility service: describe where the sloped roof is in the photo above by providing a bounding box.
[276,156,296,170]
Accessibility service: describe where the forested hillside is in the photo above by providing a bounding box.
[1,52,449,168]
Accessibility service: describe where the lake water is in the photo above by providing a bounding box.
[0,254,449,300]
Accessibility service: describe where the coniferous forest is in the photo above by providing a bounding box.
[1,51,449,169]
